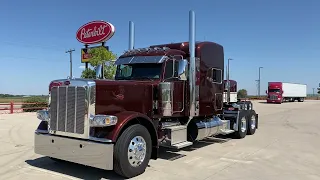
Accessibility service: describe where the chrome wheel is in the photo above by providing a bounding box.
[240,117,247,133]
[128,136,147,167]
[250,115,256,129]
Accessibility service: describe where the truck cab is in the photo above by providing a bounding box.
[266,82,283,103]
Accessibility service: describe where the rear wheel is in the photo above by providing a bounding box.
[114,124,152,178]
[247,111,257,135]
[233,111,247,139]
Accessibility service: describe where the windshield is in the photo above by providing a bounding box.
[268,89,281,93]
[115,63,162,80]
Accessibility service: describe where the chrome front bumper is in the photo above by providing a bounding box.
[34,132,114,170]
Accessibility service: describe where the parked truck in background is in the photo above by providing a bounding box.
[34,10,259,178]
[223,80,237,103]
[266,82,307,104]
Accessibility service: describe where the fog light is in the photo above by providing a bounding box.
[90,115,118,127]
[37,110,49,122]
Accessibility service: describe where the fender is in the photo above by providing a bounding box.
[104,111,158,144]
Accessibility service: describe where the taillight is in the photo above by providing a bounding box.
[49,81,63,92]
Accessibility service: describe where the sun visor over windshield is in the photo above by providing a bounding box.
[114,56,167,65]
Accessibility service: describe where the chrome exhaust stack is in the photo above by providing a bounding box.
[95,64,104,79]
[189,10,196,118]
[129,21,135,50]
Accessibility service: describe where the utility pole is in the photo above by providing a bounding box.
[66,49,75,78]
[313,88,315,97]
[227,58,233,103]
[258,67,263,97]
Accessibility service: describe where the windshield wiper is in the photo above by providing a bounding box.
[115,77,133,80]
[134,76,155,81]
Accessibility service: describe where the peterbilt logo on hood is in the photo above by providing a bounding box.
[112,86,125,100]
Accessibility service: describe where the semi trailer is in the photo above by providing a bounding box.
[34,10,259,178]
[266,82,307,103]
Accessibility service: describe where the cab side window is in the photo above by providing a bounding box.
[207,68,222,84]
[164,60,179,79]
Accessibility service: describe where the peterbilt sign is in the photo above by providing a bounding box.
[76,21,115,44]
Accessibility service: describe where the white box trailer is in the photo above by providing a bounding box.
[282,82,307,98]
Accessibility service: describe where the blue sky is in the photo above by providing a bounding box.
[0,0,318,95]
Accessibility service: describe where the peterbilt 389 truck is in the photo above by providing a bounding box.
[34,10,259,178]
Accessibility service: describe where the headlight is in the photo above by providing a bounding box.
[37,110,49,122]
[90,115,118,127]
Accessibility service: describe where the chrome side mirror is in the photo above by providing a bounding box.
[178,59,188,81]
[96,64,104,79]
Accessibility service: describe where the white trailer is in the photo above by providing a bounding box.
[282,82,307,98]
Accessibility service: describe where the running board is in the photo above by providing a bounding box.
[161,141,193,149]
[219,129,235,135]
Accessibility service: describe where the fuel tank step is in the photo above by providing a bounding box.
[219,129,235,135]
[159,125,193,149]
[171,141,193,149]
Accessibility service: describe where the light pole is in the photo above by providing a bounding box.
[258,67,263,97]
[227,58,233,103]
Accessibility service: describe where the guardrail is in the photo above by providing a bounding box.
[0,102,47,114]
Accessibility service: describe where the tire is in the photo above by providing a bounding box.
[247,111,257,135]
[114,124,152,178]
[232,111,247,139]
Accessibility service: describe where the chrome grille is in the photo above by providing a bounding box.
[270,95,278,100]
[49,86,86,134]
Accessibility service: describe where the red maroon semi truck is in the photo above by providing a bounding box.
[223,80,237,103]
[266,82,307,104]
[34,10,259,178]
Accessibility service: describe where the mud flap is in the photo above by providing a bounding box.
[255,113,259,129]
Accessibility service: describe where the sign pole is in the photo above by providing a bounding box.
[85,44,89,69]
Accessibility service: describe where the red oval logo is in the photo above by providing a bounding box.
[76,21,115,44]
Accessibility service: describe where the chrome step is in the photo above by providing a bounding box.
[162,141,193,149]
[219,129,235,135]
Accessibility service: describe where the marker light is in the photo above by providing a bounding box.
[49,81,63,92]
[90,115,118,127]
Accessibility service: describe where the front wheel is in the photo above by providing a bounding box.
[113,124,152,178]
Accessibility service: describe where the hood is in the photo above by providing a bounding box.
[94,79,159,115]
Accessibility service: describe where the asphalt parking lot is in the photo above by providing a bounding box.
[0,100,319,180]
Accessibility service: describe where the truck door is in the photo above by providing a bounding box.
[208,67,223,111]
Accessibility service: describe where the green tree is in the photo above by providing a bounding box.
[81,46,117,79]
[237,89,248,98]
[81,68,96,79]
[103,61,117,79]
